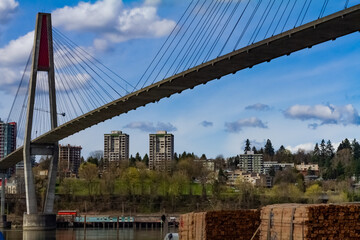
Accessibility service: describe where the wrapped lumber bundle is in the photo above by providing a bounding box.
[179,210,260,240]
[260,203,360,240]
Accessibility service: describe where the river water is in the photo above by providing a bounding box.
[1,229,170,240]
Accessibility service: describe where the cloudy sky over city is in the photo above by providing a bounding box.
[1,0,360,158]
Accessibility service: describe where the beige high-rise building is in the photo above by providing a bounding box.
[104,131,129,166]
[149,131,174,172]
[59,144,82,177]
[239,151,264,174]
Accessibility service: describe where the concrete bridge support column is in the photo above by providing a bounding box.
[43,145,59,214]
[23,12,57,231]
[0,173,7,228]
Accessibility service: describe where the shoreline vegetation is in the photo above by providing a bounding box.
[7,138,360,222]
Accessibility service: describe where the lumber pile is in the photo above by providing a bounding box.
[179,210,260,240]
[260,203,360,240]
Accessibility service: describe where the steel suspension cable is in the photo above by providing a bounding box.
[7,52,32,123]
[53,38,107,108]
[281,0,298,32]
[174,0,222,74]
[319,0,330,19]
[264,0,285,39]
[54,36,116,102]
[204,0,243,61]
[345,0,350,9]
[300,0,312,25]
[53,44,93,113]
[53,39,97,111]
[53,29,134,93]
[140,0,201,88]
[185,0,229,70]
[163,0,218,79]
[131,0,195,91]
[234,0,262,49]
[249,0,272,45]
[53,38,101,110]
[294,0,309,27]
[218,0,248,56]
[149,0,208,85]
[272,0,291,36]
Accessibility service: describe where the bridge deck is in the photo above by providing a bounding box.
[1,5,360,169]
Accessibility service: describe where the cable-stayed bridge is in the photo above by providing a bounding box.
[0,0,359,229]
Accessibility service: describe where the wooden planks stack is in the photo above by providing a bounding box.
[260,203,360,240]
[179,210,260,240]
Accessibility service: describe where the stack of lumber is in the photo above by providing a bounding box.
[179,210,260,240]
[260,203,360,240]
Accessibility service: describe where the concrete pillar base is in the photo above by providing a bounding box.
[23,213,56,230]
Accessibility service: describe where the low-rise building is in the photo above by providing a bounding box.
[196,159,216,172]
[264,161,294,173]
[296,163,319,176]
[226,169,273,188]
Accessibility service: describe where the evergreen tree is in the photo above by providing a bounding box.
[353,139,360,160]
[337,138,352,152]
[325,140,334,158]
[320,139,326,156]
[200,154,207,160]
[129,155,136,166]
[352,139,360,176]
[135,152,142,162]
[278,145,286,154]
[312,143,320,163]
[264,139,275,156]
[335,161,345,179]
[87,156,99,166]
[218,168,227,184]
[325,140,334,168]
[251,146,258,154]
[313,143,320,156]
[174,152,179,162]
[244,139,251,153]
[143,154,149,166]
[258,148,264,154]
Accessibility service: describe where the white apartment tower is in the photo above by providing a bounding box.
[149,131,174,172]
[104,131,129,166]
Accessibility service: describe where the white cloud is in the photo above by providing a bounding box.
[0,31,33,67]
[286,143,315,153]
[0,0,19,23]
[52,0,122,32]
[124,121,177,132]
[284,104,360,128]
[225,117,268,133]
[52,0,176,50]
[0,31,33,90]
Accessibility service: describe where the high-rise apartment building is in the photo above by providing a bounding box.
[59,144,82,177]
[0,120,17,176]
[149,131,174,172]
[0,120,16,160]
[239,151,264,174]
[104,131,129,166]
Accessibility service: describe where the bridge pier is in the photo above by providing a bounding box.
[23,213,56,230]
[22,12,58,230]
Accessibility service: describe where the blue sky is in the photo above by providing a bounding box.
[1,0,360,159]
